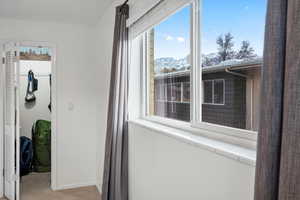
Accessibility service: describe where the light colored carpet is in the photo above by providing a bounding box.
[20,173,101,200]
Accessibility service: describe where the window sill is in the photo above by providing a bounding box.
[128,118,256,167]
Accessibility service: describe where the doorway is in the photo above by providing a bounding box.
[1,41,57,200]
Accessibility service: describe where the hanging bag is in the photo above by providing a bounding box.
[25,70,38,103]
[48,74,51,111]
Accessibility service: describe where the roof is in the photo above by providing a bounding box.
[155,58,263,79]
[202,58,263,74]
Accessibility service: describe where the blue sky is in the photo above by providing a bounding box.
[154,0,267,59]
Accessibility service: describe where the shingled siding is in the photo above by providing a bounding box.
[202,72,246,129]
[154,75,191,122]
[153,72,247,127]
[155,102,190,121]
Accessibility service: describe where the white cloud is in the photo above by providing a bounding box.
[177,37,185,43]
[165,35,174,41]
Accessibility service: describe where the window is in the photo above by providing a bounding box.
[147,5,191,122]
[138,0,267,135]
[200,0,266,131]
[203,79,224,105]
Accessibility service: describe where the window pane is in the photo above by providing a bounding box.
[201,0,266,131]
[213,80,224,104]
[203,81,213,104]
[148,5,191,122]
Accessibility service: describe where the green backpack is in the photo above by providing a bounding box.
[32,120,51,172]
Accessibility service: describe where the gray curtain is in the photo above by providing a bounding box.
[102,4,129,200]
[255,0,300,199]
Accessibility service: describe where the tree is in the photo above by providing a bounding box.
[216,33,235,62]
[202,53,219,67]
[236,41,256,59]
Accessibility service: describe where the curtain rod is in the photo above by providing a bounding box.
[20,74,51,77]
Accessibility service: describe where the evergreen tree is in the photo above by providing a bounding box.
[236,41,256,59]
[216,33,235,62]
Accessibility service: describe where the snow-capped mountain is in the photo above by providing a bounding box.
[155,55,191,74]
[155,53,261,74]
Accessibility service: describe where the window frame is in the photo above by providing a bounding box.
[202,79,225,105]
[136,0,258,148]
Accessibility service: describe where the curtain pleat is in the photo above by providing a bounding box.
[278,1,300,199]
[254,0,288,200]
[255,0,300,200]
[102,4,129,200]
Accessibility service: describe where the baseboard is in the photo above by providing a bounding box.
[55,180,97,191]
[96,180,102,194]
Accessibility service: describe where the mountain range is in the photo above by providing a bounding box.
[155,53,261,74]
[154,55,191,74]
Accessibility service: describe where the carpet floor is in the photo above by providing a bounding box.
[19,172,101,200]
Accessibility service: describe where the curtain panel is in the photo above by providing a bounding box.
[255,0,300,199]
[102,4,129,200]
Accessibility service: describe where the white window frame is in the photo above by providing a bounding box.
[202,79,225,105]
[134,0,258,149]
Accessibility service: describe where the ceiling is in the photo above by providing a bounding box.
[0,0,113,25]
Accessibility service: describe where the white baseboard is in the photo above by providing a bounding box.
[0,185,2,199]
[55,180,97,191]
[96,180,102,194]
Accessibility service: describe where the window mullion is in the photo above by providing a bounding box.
[191,0,201,123]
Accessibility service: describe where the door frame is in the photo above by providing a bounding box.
[19,41,58,191]
[0,40,58,197]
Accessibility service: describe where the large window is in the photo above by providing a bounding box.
[142,0,266,133]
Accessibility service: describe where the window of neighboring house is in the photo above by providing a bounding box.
[182,82,190,103]
[203,79,225,105]
[137,0,266,135]
[169,83,182,102]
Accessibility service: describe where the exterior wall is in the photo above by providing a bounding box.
[148,29,155,115]
[202,72,246,129]
[153,72,247,129]
[155,102,190,121]
[154,75,190,121]
[246,68,261,131]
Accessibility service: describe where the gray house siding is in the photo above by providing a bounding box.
[154,75,190,121]
[202,72,246,129]
[154,71,247,129]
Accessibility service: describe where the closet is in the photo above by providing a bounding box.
[19,46,52,200]
[2,42,54,200]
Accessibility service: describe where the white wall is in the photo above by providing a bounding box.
[128,123,255,200]
[0,18,99,190]
[0,42,4,198]
[19,60,51,138]
[95,1,256,199]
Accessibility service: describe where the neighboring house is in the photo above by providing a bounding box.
[153,59,262,131]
